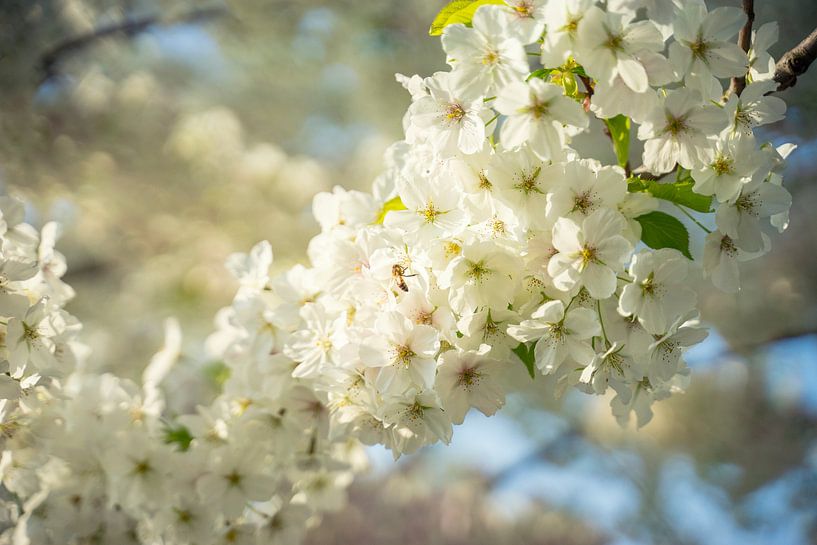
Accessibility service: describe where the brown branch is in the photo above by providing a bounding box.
[40,6,228,82]
[773,26,817,92]
[729,0,754,96]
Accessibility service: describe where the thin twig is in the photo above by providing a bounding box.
[773,26,817,92]
[40,6,228,82]
[729,0,754,96]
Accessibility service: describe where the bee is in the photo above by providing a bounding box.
[392,264,416,292]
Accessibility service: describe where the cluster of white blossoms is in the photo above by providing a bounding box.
[0,0,798,543]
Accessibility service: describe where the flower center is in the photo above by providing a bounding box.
[445,102,466,123]
[22,323,39,342]
[572,190,596,214]
[444,241,462,259]
[478,171,492,191]
[419,200,442,224]
[226,470,243,486]
[466,260,491,283]
[392,344,416,367]
[456,367,481,389]
[414,310,434,325]
[720,235,738,257]
[525,99,550,120]
[605,32,624,52]
[579,245,597,268]
[736,192,760,216]
[712,154,734,176]
[513,166,542,195]
[482,49,500,65]
[315,337,333,352]
[513,1,534,18]
[665,114,689,136]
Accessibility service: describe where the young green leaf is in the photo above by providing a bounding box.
[627,177,713,213]
[163,423,194,452]
[605,115,630,168]
[512,342,536,379]
[374,196,408,224]
[527,67,554,81]
[429,0,505,36]
[634,211,692,259]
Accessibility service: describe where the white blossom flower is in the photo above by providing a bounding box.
[195,447,278,519]
[360,311,439,393]
[409,71,487,156]
[715,178,792,253]
[638,89,728,173]
[548,208,633,299]
[436,345,505,424]
[385,176,468,242]
[576,7,665,93]
[669,3,748,82]
[646,313,708,383]
[441,6,529,95]
[540,0,595,68]
[494,0,548,45]
[382,390,453,457]
[618,249,697,334]
[438,241,523,312]
[494,79,588,160]
[507,299,599,374]
[748,22,778,81]
[703,230,743,292]
[547,162,628,222]
[691,136,762,203]
[724,80,786,136]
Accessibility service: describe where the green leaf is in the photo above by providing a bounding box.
[429,0,504,36]
[512,342,536,379]
[605,115,630,168]
[163,424,193,452]
[374,196,407,225]
[204,360,230,387]
[627,177,713,213]
[634,211,692,259]
[527,68,553,81]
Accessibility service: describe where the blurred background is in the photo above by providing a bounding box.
[1,0,816,543]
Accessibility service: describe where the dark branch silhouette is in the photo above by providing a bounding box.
[40,6,227,82]
[774,26,817,91]
[729,0,754,96]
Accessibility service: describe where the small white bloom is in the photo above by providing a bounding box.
[715,178,791,253]
[436,345,505,424]
[548,208,633,299]
[669,4,748,81]
[410,71,487,156]
[576,7,665,93]
[442,6,529,96]
[438,241,523,312]
[618,249,697,334]
[691,136,761,203]
[507,299,599,374]
[494,79,588,160]
[638,89,728,173]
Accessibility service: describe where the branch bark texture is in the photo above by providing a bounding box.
[774,26,817,92]
[730,0,754,96]
[40,6,227,81]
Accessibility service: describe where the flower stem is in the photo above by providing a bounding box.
[597,300,610,348]
[674,203,712,234]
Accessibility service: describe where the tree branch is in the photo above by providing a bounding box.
[774,26,817,92]
[729,0,754,96]
[40,6,228,82]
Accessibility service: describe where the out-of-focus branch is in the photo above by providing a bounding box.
[40,6,228,82]
[774,26,817,92]
[729,0,754,96]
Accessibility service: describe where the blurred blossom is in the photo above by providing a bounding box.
[0,0,815,543]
